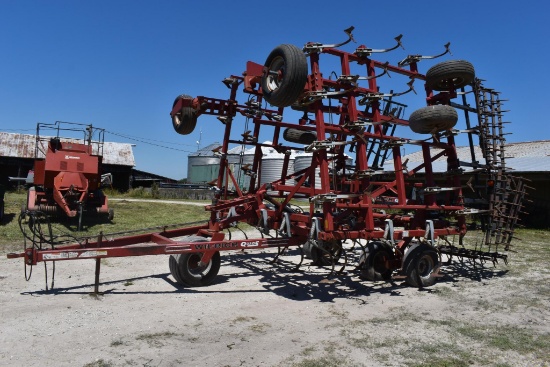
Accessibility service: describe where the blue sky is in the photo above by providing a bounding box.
[1,0,548,179]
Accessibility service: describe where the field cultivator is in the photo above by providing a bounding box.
[8,28,528,292]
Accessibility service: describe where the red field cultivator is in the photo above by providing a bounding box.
[8,28,527,291]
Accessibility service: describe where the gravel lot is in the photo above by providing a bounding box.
[1,229,549,367]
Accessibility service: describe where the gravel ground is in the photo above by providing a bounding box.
[1,229,549,367]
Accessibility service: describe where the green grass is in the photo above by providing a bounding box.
[0,191,209,254]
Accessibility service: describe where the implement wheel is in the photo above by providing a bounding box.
[403,243,440,288]
[305,239,342,266]
[169,236,221,287]
[171,94,197,135]
[409,105,458,134]
[426,60,475,91]
[360,241,394,281]
[283,128,317,145]
[261,44,308,107]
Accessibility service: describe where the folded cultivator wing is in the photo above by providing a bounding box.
[9,28,528,291]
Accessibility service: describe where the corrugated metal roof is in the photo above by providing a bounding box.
[383,140,550,173]
[0,132,135,166]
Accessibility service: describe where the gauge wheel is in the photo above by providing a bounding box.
[403,244,440,288]
[310,240,342,266]
[409,104,458,134]
[283,128,317,145]
[171,94,197,135]
[169,236,220,287]
[261,44,308,107]
[426,60,475,91]
[359,241,395,281]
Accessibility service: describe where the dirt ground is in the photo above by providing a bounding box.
[1,229,549,367]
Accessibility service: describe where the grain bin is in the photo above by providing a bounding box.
[187,142,221,184]
[293,152,320,189]
[259,145,296,190]
[227,145,256,189]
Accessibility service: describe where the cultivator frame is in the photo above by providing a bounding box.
[8,27,527,291]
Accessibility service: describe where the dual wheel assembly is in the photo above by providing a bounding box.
[168,236,441,288]
[360,241,441,287]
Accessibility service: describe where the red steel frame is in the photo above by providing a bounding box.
[9,33,485,288]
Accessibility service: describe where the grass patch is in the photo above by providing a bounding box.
[136,331,178,347]
[288,354,361,367]
[455,323,550,359]
[408,357,470,367]
[109,338,124,347]
[83,359,113,367]
[249,322,270,334]
[0,191,209,254]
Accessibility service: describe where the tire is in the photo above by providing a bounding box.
[426,60,475,91]
[359,241,395,281]
[409,105,458,134]
[170,236,221,287]
[283,128,317,145]
[169,254,186,284]
[309,240,342,266]
[171,94,197,135]
[261,44,308,107]
[403,244,440,287]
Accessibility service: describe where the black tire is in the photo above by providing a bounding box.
[309,240,342,266]
[171,94,197,135]
[169,254,186,284]
[170,236,221,287]
[409,105,458,134]
[261,44,308,107]
[426,60,475,91]
[359,241,395,281]
[403,244,440,288]
[283,128,317,145]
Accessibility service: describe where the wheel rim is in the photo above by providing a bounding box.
[372,250,389,273]
[265,56,285,92]
[438,76,465,89]
[416,254,435,277]
[186,253,212,278]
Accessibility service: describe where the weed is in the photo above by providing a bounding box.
[300,346,316,356]
[249,323,270,334]
[83,359,113,367]
[110,339,124,347]
[136,331,178,347]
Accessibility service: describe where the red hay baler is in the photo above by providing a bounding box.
[24,122,113,229]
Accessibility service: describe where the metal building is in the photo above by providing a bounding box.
[0,132,136,191]
[385,140,550,227]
